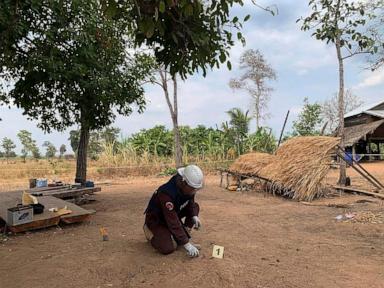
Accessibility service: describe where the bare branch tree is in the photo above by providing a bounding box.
[322,89,364,134]
[154,68,183,168]
[229,49,277,130]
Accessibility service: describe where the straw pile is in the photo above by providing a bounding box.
[228,136,340,201]
[229,152,276,175]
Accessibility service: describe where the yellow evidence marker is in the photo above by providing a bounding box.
[212,245,224,259]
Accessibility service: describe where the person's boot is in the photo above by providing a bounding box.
[171,235,177,250]
[143,224,153,241]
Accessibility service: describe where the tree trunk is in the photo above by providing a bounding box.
[173,122,183,168]
[75,120,90,185]
[256,117,259,131]
[255,94,260,131]
[172,76,183,168]
[160,70,183,168]
[336,36,347,185]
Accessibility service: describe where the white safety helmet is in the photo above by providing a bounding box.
[177,165,204,189]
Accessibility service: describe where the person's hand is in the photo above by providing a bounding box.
[192,216,202,230]
[184,242,199,257]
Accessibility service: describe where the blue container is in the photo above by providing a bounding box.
[345,152,362,164]
[345,152,353,165]
[36,179,48,188]
[85,181,94,188]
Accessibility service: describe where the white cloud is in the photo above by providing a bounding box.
[241,22,336,76]
[354,68,384,89]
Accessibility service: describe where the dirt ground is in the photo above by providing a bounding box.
[1,167,384,288]
[325,161,384,191]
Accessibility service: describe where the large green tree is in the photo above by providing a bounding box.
[1,1,152,183]
[299,0,382,185]
[1,0,260,183]
[130,0,254,77]
[69,127,120,159]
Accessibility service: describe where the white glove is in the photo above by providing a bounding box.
[192,216,202,230]
[184,242,199,257]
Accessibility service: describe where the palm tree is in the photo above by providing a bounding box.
[225,108,252,155]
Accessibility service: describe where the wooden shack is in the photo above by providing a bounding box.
[344,101,384,161]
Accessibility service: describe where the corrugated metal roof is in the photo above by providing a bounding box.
[365,110,384,118]
[344,100,384,118]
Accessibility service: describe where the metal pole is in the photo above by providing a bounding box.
[277,110,290,151]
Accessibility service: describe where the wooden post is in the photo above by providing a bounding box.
[276,110,290,151]
[376,141,380,160]
[367,140,372,161]
[336,150,382,190]
[220,171,223,187]
[239,178,243,192]
[352,145,356,162]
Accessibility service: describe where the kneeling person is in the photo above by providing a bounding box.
[144,165,203,257]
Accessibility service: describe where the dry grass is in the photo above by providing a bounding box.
[229,152,276,174]
[228,136,340,201]
[0,158,231,192]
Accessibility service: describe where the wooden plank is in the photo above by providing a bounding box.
[29,185,71,192]
[333,185,384,199]
[8,216,61,233]
[37,187,101,199]
[0,192,61,232]
[37,196,94,224]
[7,185,101,196]
[0,193,94,233]
[6,185,70,195]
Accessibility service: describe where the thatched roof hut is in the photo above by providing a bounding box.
[228,136,340,201]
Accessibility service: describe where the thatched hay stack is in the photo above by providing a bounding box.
[259,136,340,201]
[228,136,340,201]
[229,152,276,175]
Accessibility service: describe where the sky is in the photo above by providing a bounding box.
[0,0,383,153]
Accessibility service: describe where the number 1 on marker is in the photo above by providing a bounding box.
[212,245,224,259]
